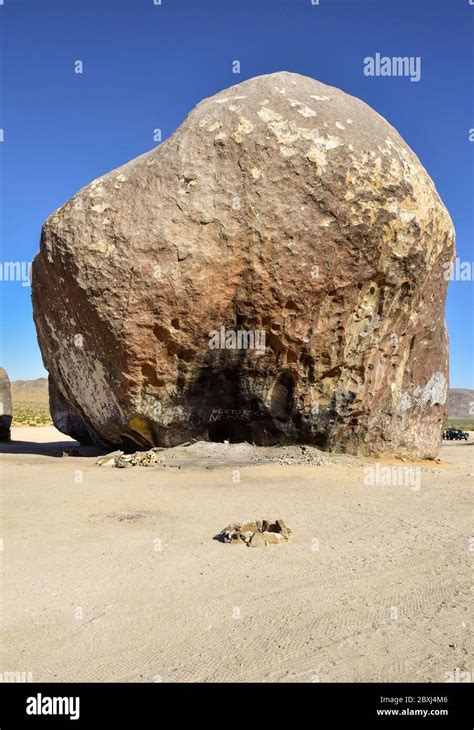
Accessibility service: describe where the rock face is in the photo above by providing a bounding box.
[0,368,13,441]
[32,72,455,458]
[48,376,100,446]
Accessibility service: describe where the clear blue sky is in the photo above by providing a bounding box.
[1,0,473,385]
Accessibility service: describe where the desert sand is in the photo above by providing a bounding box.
[1,426,472,682]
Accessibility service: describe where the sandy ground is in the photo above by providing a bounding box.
[1,426,472,683]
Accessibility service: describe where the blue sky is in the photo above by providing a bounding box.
[1,0,473,386]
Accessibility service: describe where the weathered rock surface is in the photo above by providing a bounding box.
[0,368,12,441]
[32,72,455,457]
[48,377,99,446]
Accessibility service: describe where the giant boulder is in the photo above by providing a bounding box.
[0,367,12,441]
[32,72,455,457]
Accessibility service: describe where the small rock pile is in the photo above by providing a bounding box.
[96,448,165,468]
[271,446,327,466]
[218,519,291,547]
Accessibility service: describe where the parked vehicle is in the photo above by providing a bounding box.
[443,428,469,441]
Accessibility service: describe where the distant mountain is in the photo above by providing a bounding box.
[448,389,474,419]
[11,377,49,403]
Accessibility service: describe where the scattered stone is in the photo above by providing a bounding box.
[0,368,12,442]
[96,448,164,467]
[271,447,327,466]
[117,449,165,467]
[96,450,124,466]
[275,519,290,539]
[262,531,286,545]
[62,448,81,457]
[249,531,266,548]
[115,458,133,469]
[229,531,247,546]
[240,521,259,533]
[217,519,292,547]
